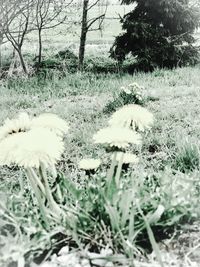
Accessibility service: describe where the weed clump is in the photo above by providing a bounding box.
[103,82,146,114]
[173,141,200,173]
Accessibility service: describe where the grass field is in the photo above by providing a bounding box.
[1,65,200,266]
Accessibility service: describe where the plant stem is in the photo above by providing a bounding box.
[26,168,48,224]
[29,168,46,196]
[56,184,63,203]
[51,164,57,178]
[107,151,117,187]
[18,169,24,196]
[39,164,63,217]
[115,153,124,187]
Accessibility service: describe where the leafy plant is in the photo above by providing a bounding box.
[103,82,145,114]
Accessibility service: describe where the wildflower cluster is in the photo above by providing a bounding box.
[0,112,69,221]
[92,104,153,184]
[93,126,142,149]
[121,82,144,101]
[103,82,145,114]
[79,103,154,180]
[0,113,68,168]
[73,103,173,265]
[109,104,154,132]
[79,158,101,175]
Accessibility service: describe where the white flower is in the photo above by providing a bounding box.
[15,129,64,168]
[109,104,154,131]
[79,158,101,170]
[111,152,139,164]
[0,112,31,141]
[93,127,142,148]
[0,128,64,168]
[31,113,69,137]
[121,86,131,94]
[0,113,67,168]
[128,82,140,89]
[0,132,26,166]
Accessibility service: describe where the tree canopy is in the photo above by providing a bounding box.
[111,0,200,71]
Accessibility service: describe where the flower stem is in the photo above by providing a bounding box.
[39,163,63,217]
[26,168,48,224]
[115,153,124,187]
[18,169,24,196]
[29,168,46,196]
[107,151,117,187]
[56,184,63,203]
[51,164,57,179]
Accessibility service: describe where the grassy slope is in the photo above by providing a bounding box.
[1,65,200,266]
[1,66,200,181]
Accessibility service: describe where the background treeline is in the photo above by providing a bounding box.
[0,0,200,77]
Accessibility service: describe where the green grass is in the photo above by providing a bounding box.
[1,65,200,266]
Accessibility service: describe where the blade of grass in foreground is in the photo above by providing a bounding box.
[137,202,164,267]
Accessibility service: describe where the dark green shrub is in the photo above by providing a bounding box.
[54,49,78,61]
[84,56,120,73]
[111,0,200,72]
[34,49,78,74]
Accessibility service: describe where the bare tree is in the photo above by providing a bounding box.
[2,0,35,74]
[78,0,108,70]
[0,0,75,74]
[33,0,74,69]
[0,0,26,69]
[0,0,20,43]
[0,6,3,68]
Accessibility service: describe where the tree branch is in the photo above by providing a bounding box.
[87,14,105,30]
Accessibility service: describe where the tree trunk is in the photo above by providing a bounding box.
[78,0,89,71]
[8,49,17,77]
[0,33,3,71]
[17,47,28,74]
[38,27,42,69]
